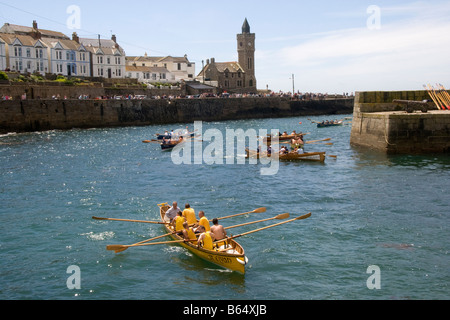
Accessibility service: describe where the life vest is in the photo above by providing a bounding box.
[201,232,213,250]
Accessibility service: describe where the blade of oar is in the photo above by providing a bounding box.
[92,216,167,225]
[222,213,311,242]
[328,155,338,158]
[225,213,290,230]
[215,207,267,221]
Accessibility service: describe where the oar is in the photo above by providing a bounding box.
[219,213,311,242]
[214,207,267,221]
[306,138,331,144]
[435,84,450,108]
[427,84,446,110]
[307,142,333,146]
[107,239,198,253]
[92,216,168,225]
[225,213,290,230]
[430,84,449,110]
[424,85,442,110]
[438,84,450,105]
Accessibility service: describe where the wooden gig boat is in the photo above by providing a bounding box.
[317,121,343,128]
[158,203,248,274]
[263,134,296,143]
[246,149,326,163]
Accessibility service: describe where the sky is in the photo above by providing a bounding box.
[1,0,449,93]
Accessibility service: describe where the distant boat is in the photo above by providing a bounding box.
[246,149,326,163]
[317,121,343,128]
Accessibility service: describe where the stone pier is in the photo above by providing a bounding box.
[350,90,450,154]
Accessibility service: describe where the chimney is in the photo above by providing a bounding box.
[72,32,79,43]
[32,20,38,30]
[111,34,117,43]
[211,58,215,63]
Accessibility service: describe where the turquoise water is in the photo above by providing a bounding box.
[0,115,449,300]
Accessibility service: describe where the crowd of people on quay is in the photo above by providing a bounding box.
[3,90,353,101]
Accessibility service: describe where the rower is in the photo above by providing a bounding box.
[174,211,186,234]
[182,222,197,242]
[210,218,227,246]
[196,211,211,232]
[182,203,197,225]
[197,225,215,250]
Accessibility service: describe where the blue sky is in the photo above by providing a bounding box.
[1,0,449,93]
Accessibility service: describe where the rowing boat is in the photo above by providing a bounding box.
[246,149,326,162]
[263,134,302,143]
[158,203,248,274]
[317,121,343,128]
[160,135,197,151]
[156,132,196,140]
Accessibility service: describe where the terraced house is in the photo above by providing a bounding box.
[78,34,126,79]
[0,21,90,77]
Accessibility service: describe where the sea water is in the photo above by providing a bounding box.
[0,115,448,300]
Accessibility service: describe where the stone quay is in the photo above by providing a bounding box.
[350,90,450,154]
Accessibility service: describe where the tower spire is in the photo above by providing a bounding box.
[242,18,250,34]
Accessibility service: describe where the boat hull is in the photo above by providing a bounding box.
[317,121,343,128]
[246,149,326,162]
[159,204,247,274]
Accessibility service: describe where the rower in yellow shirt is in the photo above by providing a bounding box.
[182,203,197,225]
[197,211,210,232]
[181,222,197,242]
[174,211,186,233]
[197,225,215,250]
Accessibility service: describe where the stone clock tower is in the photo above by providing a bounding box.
[237,18,257,91]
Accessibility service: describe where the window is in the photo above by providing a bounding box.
[177,63,181,70]
[14,47,22,57]
[26,49,31,58]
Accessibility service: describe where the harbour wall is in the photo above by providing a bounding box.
[0,97,354,134]
[350,90,450,154]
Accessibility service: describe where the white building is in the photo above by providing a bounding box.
[41,37,90,77]
[0,33,49,74]
[80,35,126,79]
[0,38,6,71]
[125,65,170,84]
[126,54,195,82]
[0,21,90,76]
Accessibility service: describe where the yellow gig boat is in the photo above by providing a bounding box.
[158,203,248,274]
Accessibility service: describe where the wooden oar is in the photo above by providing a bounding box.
[427,84,446,110]
[307,142,333,146]
[424,85,442,110]
[92,216,168,225]
[306,138,331,144]
[438,84,450,105]
[225,213,290,230]
[107,239,198,253]
[430,84,449,110]
[219,213,311,243]
[214,207,267,221]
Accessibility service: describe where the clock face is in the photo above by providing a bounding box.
[248,42,252,47]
